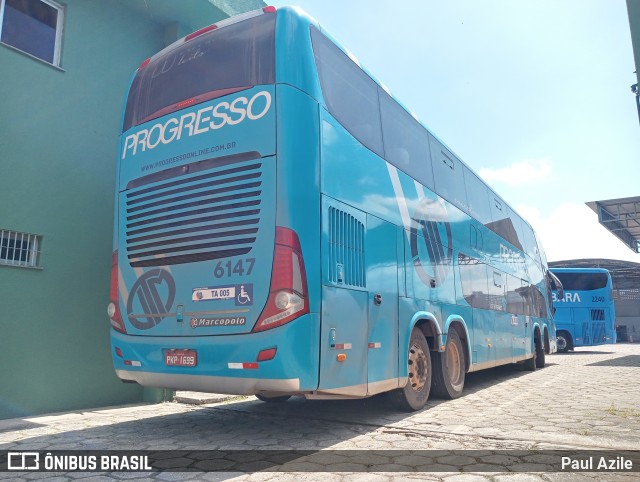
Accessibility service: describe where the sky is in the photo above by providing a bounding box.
[269,0,640,263]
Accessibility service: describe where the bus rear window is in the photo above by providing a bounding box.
[553,272,609,291]
[122,13,276,132]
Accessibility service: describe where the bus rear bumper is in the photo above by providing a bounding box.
[115,369,300,395]
[110,313,319,395]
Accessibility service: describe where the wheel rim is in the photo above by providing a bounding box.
[408,342,428,392]
[557,335,567,350]
[446,341,463,388]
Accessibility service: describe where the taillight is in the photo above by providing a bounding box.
[138,58,151,70]
[262,6,277,13]
[185,24,217,42]
[108,250,127,334]
[176,98,197,108]
[253,228,309,332]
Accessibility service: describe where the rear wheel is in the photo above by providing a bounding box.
[388,328,432,411]
[255,394,291,403]
[556,331,571,353]
[535,333,546,368]
[523,353,536,371]
[523,335,538,371]
[431,329,465,399]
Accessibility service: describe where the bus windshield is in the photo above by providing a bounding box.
[552,271,609,291]
[122,13,276,132]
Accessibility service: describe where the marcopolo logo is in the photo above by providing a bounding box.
[409,198,453,288]
[127,269,176,330]
[121,90,272,159]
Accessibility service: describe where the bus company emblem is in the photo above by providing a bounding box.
[410,198,453,288]
[127,269,176,330]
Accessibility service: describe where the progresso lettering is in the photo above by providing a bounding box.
[122,91,271,159]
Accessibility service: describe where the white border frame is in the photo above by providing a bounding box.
[0,0,65,67]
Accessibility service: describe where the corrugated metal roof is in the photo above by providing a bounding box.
[586,197,640,253]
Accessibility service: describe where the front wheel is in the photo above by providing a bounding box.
[431,329,466,399]
[388,328,432,411]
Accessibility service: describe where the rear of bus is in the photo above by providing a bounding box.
[108,7,322,396]
[550,268,616,351]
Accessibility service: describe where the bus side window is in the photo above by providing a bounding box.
[506,274,526,315]
[488,270,506,311]
[430,135,469,212]
[505,206,524,251]
[521,223,540,267]
[311,27,384,157]
[531,285,547,318]
[470,225,482,250]
[458,253,490,310]
[463,166,492,226]
[379,87,434,190]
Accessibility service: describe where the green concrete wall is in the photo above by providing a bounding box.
[0,0,263,420]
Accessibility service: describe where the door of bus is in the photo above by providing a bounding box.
[318,199,398,396]
[365,215,399,394]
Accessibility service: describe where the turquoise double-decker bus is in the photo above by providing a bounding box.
[550,268,616,353]
[108,6,559,411]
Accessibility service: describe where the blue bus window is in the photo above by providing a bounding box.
[123,13,276,132]
[458,254,490,310]
[379,88,434,190]
[311,27,384,157]
[430,135,468,212]
[463,167,492,226]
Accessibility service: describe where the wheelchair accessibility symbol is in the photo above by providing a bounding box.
[235,284,253,306]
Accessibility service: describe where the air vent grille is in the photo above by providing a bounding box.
[327,206,365,287]
[124,161,262,267]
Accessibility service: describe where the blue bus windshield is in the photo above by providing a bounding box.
[552,271,609,291]
[122,13,275,132]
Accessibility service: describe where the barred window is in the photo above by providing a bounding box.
[0,229,42,268]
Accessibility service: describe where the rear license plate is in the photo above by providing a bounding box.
[165,349,197,367]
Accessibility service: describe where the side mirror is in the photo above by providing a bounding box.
[548,271,564,301]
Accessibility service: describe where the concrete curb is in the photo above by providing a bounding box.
[174,391,244,405]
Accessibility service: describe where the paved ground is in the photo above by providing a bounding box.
[1,344,639,481]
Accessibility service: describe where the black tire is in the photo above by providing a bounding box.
[523,353,536,371]
[556,331,571,353]
[431,329,465,399]
[255,394,291,403]
[387,328,432,411]
[523,334,538,371]
[535,333,546,369]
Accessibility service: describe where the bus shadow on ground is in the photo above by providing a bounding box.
[0,361,550,454]
[556,350,614,356]
[586,355,640,367]
[204,361,551,423]
[0,417,43,434]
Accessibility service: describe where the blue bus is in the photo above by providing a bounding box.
[108,6,560,411]
[550,268,616,353]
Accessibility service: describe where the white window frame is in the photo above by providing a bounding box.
[0,0,65,67]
